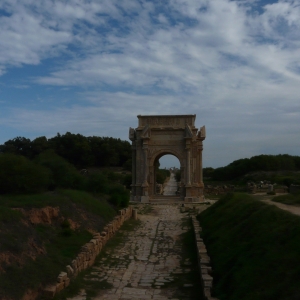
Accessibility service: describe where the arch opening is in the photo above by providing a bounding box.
[153,153,181,196]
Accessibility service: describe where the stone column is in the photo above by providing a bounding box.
[143,147,148,185]
[141,145,149,202]
[132,209,138,220]
[198,144,203,186]
[131,142,136,200]
[186,148,191,186]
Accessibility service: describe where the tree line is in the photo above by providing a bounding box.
[0,133,132,207]
[0,132,131,168]
[204,154,300,181]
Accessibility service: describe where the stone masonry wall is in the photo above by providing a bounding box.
[191,215,219,300]
[42,206,135,299]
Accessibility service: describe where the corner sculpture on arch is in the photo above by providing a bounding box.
[129,114,206,203]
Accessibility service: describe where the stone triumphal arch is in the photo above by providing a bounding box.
[129,115,206,202]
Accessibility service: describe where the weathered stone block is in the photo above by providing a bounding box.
[64,278,71,287]
[57,272,68,283]
[66,265,74,277]
[71,259,77,269]
[98,242,102,251]
[203,280,213,288]
[201,268,208,275]
[132,209,138,220]
[204,287,211,298]
[56,281,65,293]
[87,242,95,251]
[201,265,212,275]
[43,285,56,298]
[200,257,210,265]
[88,259,95,267]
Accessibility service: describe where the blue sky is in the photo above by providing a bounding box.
[0,0,299,168]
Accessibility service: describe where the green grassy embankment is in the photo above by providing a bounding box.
[0,190,116,300]
[272,193,300,206]
[198,193,300,300]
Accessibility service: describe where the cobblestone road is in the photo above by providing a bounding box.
[68,204,202,300]
[163,173,177,196]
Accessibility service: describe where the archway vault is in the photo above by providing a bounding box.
[150,149,183,166]
[129,114,206,203]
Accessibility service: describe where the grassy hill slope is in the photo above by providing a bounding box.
[0,190,116,300]
[198,193,300,300]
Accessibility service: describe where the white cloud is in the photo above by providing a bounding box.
[29,0,299,99]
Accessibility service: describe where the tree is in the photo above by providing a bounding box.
[122,159,132,171]
[0,137,32,158]
[48,132,94,167]
[0,154,50,194]
[212,154,300,181]
[31,136,49,157]
[156,169,170,184]
[35,150,84,189]
[203,167,214,178]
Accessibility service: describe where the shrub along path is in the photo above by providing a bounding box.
[62,204,204,300]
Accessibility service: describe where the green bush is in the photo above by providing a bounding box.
[35,150,84,189]
[108,185,129,208]
[156,169,170,184]
[85,171,109,194]
[122,159,132,171]
[122,174,132,190]
[0,153,50,194]
[102,170,122,182]
[59,189,116,221]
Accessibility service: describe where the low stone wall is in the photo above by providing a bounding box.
[43,206,135,299]
[191,216,219,300]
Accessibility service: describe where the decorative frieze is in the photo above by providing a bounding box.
[138,115,196,128]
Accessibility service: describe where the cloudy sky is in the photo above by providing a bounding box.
[0,0,299,168]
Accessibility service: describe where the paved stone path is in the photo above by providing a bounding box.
[262,199,300,216]
[163,173,177,196]
[68,205,202,300]
[252,193,300,216]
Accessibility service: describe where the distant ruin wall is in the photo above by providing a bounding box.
[42,206,135,299]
